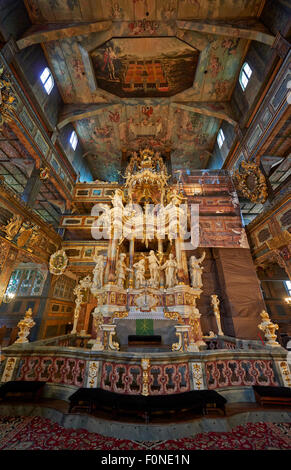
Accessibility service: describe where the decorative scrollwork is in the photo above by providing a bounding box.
[49,249,68,276]
[0,66,16,129]
[164,311,184,324]
[234,161,267,204]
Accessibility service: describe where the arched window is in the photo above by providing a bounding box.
[217,128,225,149]
[40,67,54,95]
[239,62,252,91]
[70,130,78,150]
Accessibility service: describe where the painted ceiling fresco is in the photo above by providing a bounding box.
[25,0,263,23]
[91,37,199,98]
[23,0,265,180]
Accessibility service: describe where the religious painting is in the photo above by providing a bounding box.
[91,38,199,98]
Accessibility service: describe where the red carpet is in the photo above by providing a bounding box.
[0,417,290,450]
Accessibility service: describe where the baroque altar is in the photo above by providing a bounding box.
[77,149,207,352]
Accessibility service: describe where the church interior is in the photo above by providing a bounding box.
[0,0,290,452]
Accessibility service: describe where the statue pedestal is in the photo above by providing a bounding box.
[91,284,127,316]
[101,324,119,351]
[127,287,164,319]
[172,325,190,352]
[165,285,202,318]
[90,337,104,351]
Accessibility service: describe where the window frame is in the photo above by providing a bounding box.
[40,67,54,95]
[239,62,252,91]
[217,128,225,149]
[69,130,78,151]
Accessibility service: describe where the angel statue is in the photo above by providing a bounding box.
[92,254,105,289]
[189,251,206,288]
[160,253,178,288]
[147,250,161,288]
[133,258,146,289]
[116,253,132,288]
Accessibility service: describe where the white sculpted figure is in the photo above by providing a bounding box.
[160,254,178,288]
[111,188,123,209]
[189,251,205,288]
[92,254,105,289]
[133,258,146,289]
[116,253,131,288]
[211,294,224,336]
[147,250,160,288]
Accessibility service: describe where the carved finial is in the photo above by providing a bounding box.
[258,310,280,347]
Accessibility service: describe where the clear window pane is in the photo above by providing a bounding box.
[244,63,252,78]
[217,129,225,149]
[19,270,35,296]
[31,272,44,296]
[44,76,54,94]
[40,67,54,95]
[241,73,248,88]
[70,131,78,150]
[5,270,21,296]
[239,63,252,91]
[40,68,50,83]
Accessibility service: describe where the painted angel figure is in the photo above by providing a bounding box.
[160,254,178,288]
[189,251,206,288]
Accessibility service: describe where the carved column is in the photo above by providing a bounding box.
[0,240,19,306]
[128,237,135,288]
[158,238,164,287]
[175,237,184,283]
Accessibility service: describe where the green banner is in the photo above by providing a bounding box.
[136,319,154,336]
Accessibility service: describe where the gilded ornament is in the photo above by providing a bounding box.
[15,308,35,344]
[141,358,150,396]
[49,249,68,276]
[0,214,23,240]
[0,66,16,129]
[164,311,184,324]
[234,161,267,203]
[258,310,280,347]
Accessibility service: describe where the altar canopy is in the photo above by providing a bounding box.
[65,149,265,347]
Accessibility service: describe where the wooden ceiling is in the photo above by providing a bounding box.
[22,0,268,180]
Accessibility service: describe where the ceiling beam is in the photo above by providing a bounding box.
[176,19,276,46]
[16,21,112,49]
[57,103,119,129]
[170,101,238,126]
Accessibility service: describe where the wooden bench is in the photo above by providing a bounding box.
[68,388,226,422]
[253,385,291,407]
[0,381,46,401]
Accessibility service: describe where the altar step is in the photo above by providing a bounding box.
[120,345,171,352]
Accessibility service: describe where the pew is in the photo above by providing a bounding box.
[68,388,227,422]
[0,381,46,401]
[253,385,291,407]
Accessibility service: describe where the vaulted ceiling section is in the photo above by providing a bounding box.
[21,0,271,180]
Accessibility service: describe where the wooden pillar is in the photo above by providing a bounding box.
[0,240,19,306]
[129,237,135,288]
[213,248,266,340]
